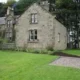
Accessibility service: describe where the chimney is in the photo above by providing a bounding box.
[39,0,49,11]
[7,6,14,16]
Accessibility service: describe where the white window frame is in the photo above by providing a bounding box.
[31,13,38,24]
[29,30,38,41]
[7,20,12,28]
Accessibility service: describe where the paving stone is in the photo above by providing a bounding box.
[50,57,80,69]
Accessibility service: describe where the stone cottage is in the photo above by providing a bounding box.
[0,1,67,50]
[15,2,67,50]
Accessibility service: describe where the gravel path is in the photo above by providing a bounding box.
[50,56,80,69]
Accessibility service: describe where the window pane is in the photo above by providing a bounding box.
[31,36,34,40]
[32,14,34,19]
[35,36,37,39]
[34,30,37,40]
[35,30,37,34]
[29,30,34,40]
[31,30,33,35]
[10,21,12,24]
[7,21,10,27]
[31,14,35,23]
[35,14,38,23]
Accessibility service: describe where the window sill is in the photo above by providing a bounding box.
[28,40,39,43]
[30,22,38,24]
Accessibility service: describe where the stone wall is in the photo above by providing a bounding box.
[0,24,5,31]
[0,43,15,49]
[54,20,67,50]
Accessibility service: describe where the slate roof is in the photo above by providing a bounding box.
[0,17,6,25]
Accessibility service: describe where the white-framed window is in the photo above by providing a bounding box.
[6,32,12,38]
[29,29,37,41]
[58,33,60,42]
[7,20,12,28]
[31,13,38,24]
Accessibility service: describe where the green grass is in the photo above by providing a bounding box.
[0,50,80,80]
[62,50,80,56]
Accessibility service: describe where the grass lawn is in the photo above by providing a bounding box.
[0,50,80,80]
[62,50,80,56]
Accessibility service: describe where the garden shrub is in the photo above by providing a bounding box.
[46,45,54,51]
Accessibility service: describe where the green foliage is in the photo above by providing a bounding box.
[26,49,41,54]
[56,0,73,9]
[26,49,53,54]
[46,46,54,51]
[16,48,53,54]
[0,37,8,44]
[0,3,7,17]
[55,0,80,49]
[6,0,16,7]
[15,0,39,15]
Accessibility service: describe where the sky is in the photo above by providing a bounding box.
[0,0,19,3]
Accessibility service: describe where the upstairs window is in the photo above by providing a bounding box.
[31,13,38,24]
[6,20,13,42]
[29,30,37,41]
[7,20,12,28]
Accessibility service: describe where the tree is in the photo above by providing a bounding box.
[14,0,39,15]
[0,3,7,17]
[48,0,56,12]
[55,0,80,49]
[56,0,73,9]
[6,0,16,7]
[0,0,17,17]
